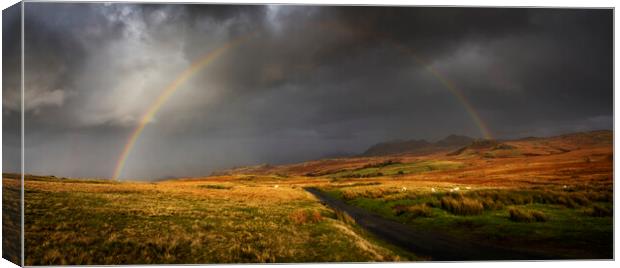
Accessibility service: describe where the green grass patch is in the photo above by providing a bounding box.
[325,185,613,259]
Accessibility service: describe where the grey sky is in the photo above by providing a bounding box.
[2,3,612,180]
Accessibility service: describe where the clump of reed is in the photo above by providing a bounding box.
[440,195,484,216]
[508,208,548,222]
[583,204,612,217]
[392,204,434,218]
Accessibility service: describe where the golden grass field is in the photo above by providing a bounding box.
[2,130,614,264]
[2,173,20,265]
[18,175,409,265]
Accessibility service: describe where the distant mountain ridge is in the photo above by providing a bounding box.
[208,130,611,177]
[362,134,475,156]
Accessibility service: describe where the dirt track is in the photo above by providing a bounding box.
[305,187,562,261]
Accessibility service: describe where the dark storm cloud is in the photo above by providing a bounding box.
[2,3,22,173]
[15,3,612,179]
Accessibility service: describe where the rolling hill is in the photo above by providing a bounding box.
[210,130,612,178]
[361,135,475,156]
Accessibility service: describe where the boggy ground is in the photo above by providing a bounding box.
[14,130,614,264]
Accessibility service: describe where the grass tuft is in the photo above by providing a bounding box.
[334,210,356,225]
[530,210,549,222]
[508,208,547,222]
[392,204,433,218]
[584,204,612,217]
[288,209,323,225]
[440,196,483,216]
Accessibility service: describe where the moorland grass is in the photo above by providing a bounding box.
[289,209,323,224]
[326,183,612,258]
[24,176,406,265]
[2,176,21,265]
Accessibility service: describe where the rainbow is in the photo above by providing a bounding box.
[111,36,249,181]
[389,41,493,140]
[423,65,493,140]
[112,34,492,181]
